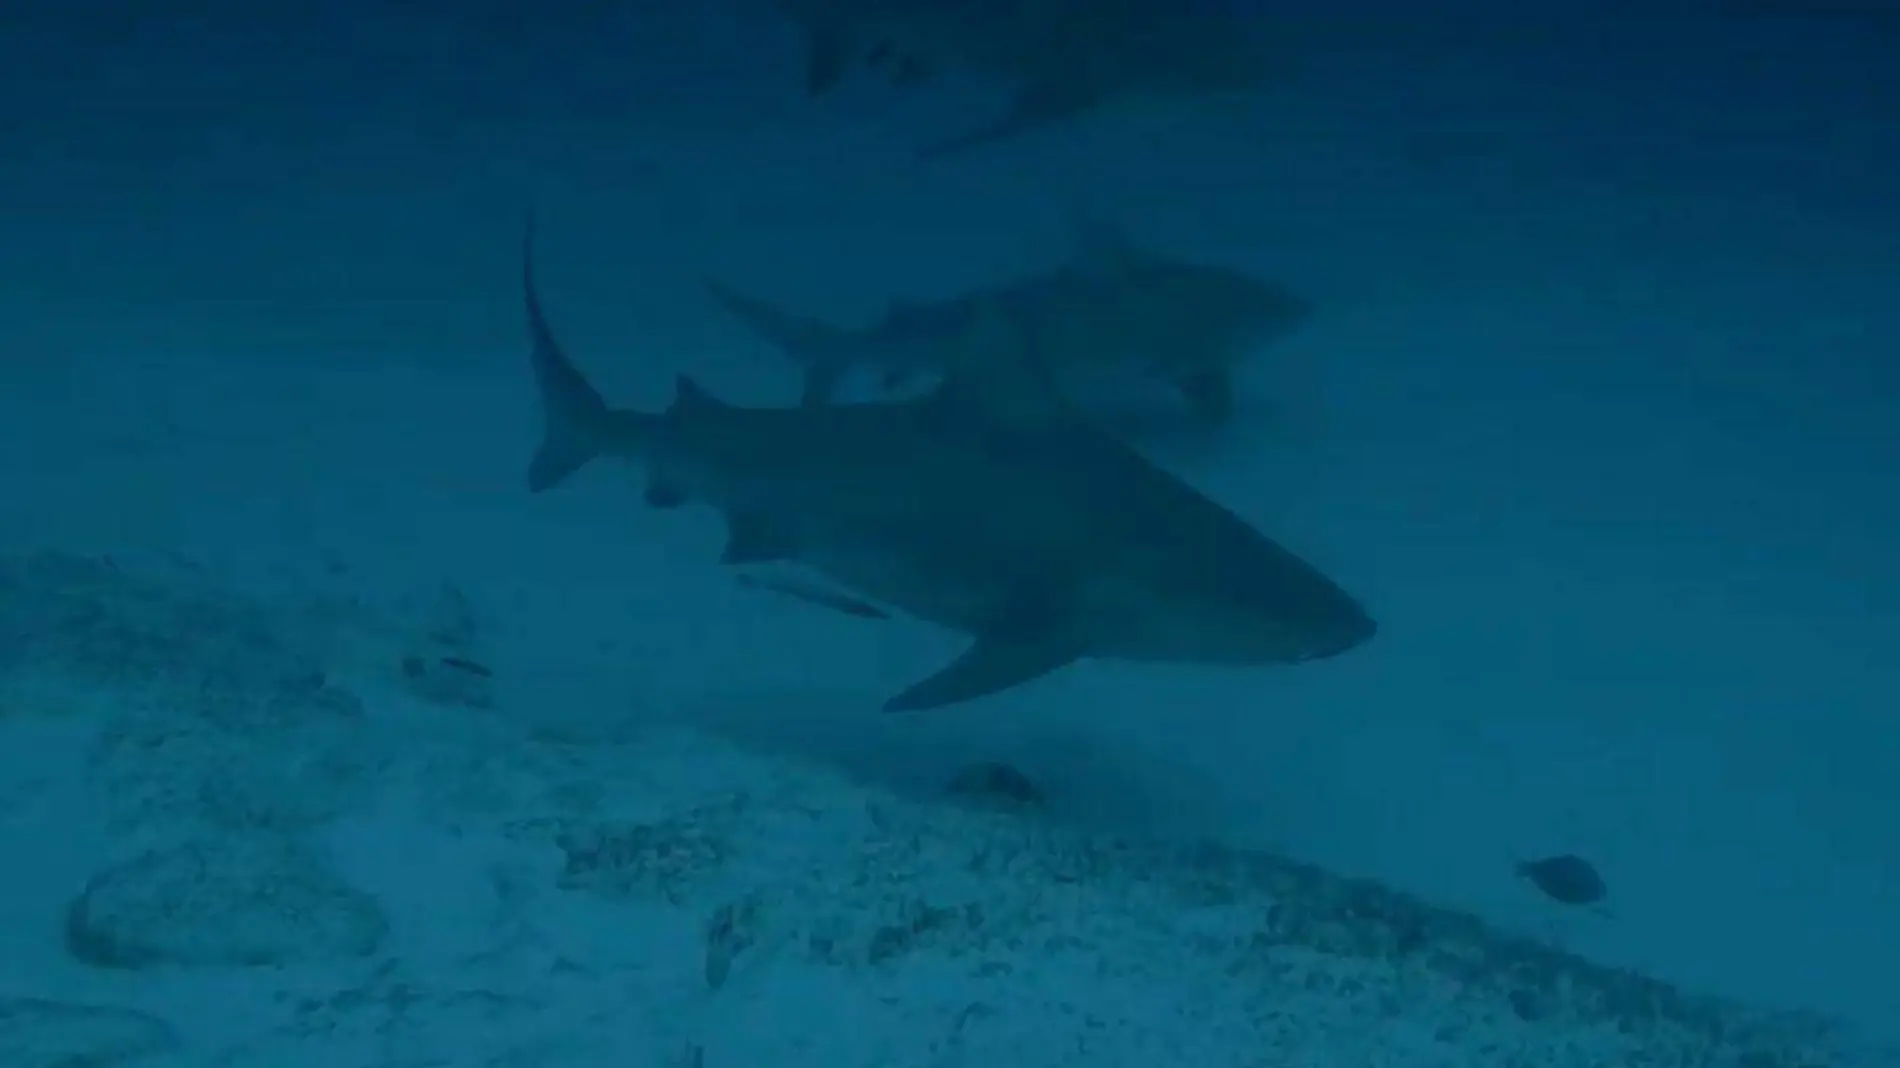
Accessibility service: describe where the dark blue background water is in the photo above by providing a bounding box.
[2,0,1895,1038]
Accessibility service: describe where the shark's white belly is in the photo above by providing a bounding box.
[799,540,1014,637]
[800,538,1296,669]
[1073,576,1295,666]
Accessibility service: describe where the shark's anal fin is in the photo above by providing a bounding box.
[1176,368,1236,423]
[720,512,797,565]
[884,631,1083,712]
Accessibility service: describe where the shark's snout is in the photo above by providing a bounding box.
[1252,288,1315,340]
[1282,293,1317,328]
[1300,600,1377,661]
[1159,572,1377,669]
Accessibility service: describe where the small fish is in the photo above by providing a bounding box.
[397,654,495,711]
[1516,854,1608,906]
[403,654,494,679]
[438,655,494,678]
[945,761,1043,809]
[736,573,891,620]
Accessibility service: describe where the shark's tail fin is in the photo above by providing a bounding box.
[523,223,649,493]
[702,277,859,406]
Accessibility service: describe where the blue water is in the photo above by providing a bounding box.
[1,0,1895,1057]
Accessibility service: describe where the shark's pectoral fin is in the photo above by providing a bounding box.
[720,512,797,565]
[884,631,1084,713]
[1176,368,1236,423]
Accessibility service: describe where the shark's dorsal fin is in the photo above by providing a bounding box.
[1069,212,1155,276]
[670,374,727,415]
[924,300,1069,426]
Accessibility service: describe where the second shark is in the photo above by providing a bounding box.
[775,0,1286,157]
[702,221,1312,427]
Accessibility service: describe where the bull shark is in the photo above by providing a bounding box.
[774,0,1282,157]
[702,221,1313,425]
[523,225,1373,712]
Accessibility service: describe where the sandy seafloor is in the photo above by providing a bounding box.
[0,553,1892,1068]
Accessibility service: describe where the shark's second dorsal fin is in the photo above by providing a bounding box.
[924,300,1071,427]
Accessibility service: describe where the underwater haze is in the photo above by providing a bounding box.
[1,1,1896,1065]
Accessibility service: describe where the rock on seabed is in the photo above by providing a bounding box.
[0,996,178,1067]
[66,835,389,970]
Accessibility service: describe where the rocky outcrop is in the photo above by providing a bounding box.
[0,553,382,836]
[0,996,178,1067]
[1,551,1891,1068]
[480,728,1877,1068]
[66,836,389,970]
